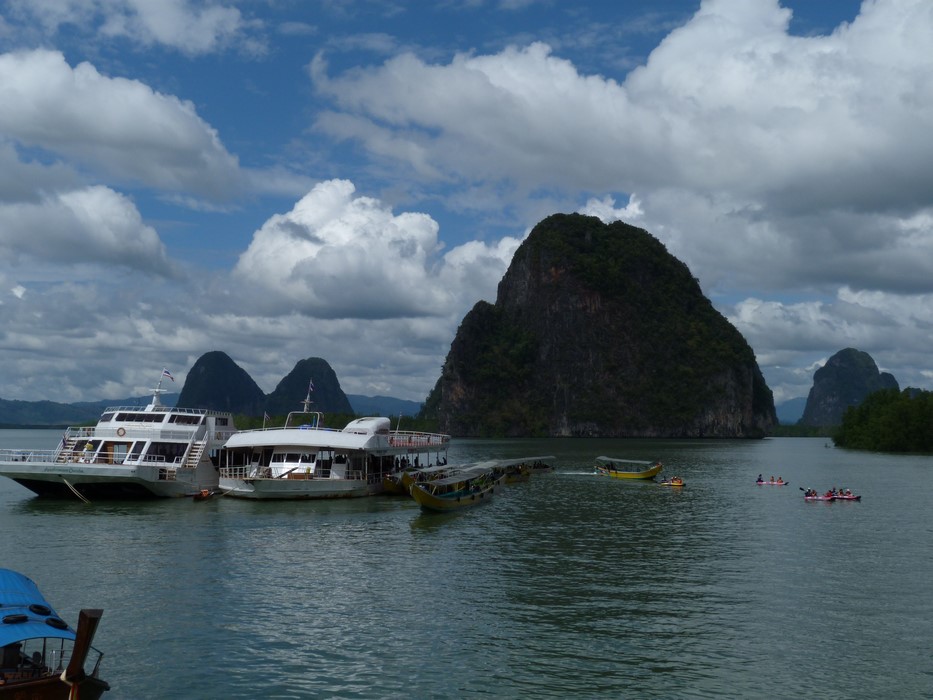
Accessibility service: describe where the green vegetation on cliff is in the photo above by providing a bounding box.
[423,213,775,438]
[834,388,933,453]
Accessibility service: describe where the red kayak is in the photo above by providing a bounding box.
[834,494,862,501]
[757,480,788,486]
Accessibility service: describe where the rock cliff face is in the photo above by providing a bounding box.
[177,351,266,414]
[422,213,776,437]
[265,357,353,415]
[800,348,899,427]
[177,352,352,416]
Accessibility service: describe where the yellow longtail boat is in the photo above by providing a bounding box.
[594,456,663,480]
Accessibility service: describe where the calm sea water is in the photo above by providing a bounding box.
[1,430,931,699]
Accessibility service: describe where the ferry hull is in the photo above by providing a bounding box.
[0,462,217,499]
[219,477,382,500]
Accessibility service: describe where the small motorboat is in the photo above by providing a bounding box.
[192,489,214,501]
[0,569,109,699]
[659,477,684,487]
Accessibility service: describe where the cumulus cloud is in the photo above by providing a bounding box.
[7,0,255,56]
[0,49,243,200]
[234,178,521,319]
[309,0,933,283]
[579,194,644,223]
[0,185,174,275]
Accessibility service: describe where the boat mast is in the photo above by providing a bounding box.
[301,378,314,414]
[146,368,175,410]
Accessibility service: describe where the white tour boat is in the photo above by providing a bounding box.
[217,395,450,500]
[0,373,237,500]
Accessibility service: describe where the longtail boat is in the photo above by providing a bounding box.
[594,457,663,480]
[0,569,109,699]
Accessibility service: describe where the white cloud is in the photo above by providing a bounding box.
[579,194,643,223]
[8,0,255,56]
[234,179,521,319]
[0,185,174,275]
[0,49,243,200]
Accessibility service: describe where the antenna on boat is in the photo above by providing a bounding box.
[147,368,175,410]
[300,378,314,413]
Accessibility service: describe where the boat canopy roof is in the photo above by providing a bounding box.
[427,463,500,486]
[494,456,555,467]
[0,569,76,647]
[596,456,654,465]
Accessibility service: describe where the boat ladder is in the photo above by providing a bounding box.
[55,436,81,463]
[184,440,206,469]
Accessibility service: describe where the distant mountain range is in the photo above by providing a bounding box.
[775,397,806,425]
[0,391,421,427]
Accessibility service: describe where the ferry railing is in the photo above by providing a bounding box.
[219,466,252,479]
[0,448,57,463]
[63,425,224,442]
[388,431,451,447]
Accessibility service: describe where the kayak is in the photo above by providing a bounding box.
[804,494,861,501]
[660,479,684,487]
[757,481,788,486]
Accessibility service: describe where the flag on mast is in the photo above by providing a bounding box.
[308,379,314,392]
[162,368,175,382]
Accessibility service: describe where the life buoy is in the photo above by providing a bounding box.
[117,427,126,437]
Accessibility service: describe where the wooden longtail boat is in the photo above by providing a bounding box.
[594,457,663,480]
[409,465,503,512]
[0,569,109,699]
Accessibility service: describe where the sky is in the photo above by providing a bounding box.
[1,0,931,407]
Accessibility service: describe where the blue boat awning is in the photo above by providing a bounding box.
[0,568,76,648]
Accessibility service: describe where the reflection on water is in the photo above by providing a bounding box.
[1,432,932,698]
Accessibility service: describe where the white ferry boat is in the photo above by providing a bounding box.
[0,374,237,500]
[217,395,450,500]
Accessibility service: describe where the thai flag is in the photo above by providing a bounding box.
[308,379,314,392]
[162,368,175,382]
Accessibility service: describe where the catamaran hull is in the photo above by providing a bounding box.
[218,477,382,500]
[0,463,217,499]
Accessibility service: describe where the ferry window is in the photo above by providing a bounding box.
[216,417,229,426]
[147,442,187,463]
[100,413,114,422]
[169,415,202,425]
